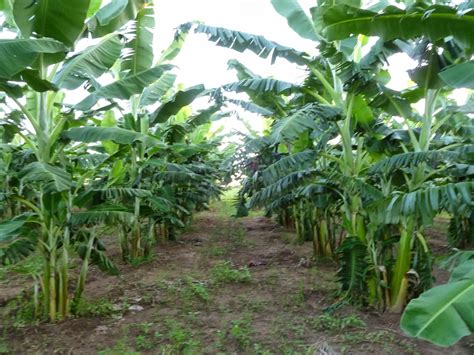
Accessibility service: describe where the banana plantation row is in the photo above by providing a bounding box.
[0,0,473,349]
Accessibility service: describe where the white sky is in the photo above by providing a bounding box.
[152,0,420,136]
[155,0,316,88]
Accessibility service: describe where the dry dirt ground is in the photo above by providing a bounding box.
[0,200,472,354]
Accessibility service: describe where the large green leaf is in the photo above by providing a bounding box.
[0,213,36,265]
[140,73,176,106]
[76,65,173,110]
[64,126,163,147]
[352,94,373,124]
[0,38,66,78]
[271,0,319,41]
[190,23,308,65]
[94,0,128,26]
[13,0,91,47]
[439,60,474,89]
[223,78,299,95]
[270,106,318,143]
[19,69,58,92]
[87,0,103,18]
[53,34,123,89]
[20,162,72,193]
[121,4,154,74]
[157,24,190,64]
[401,263,474,347]
[88,0,146,38]
[322,4,474,51]
[270,103,339,143]
[369,151,460,175]
[186,104,221,128]
[369,181,474,225]
[152,85,206,124]
[227,99,274,116]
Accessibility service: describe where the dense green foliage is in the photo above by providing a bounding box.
[0,0,472,348]
[189,0,474,345]
[0,0,230,321]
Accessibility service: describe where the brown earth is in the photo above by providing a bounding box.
[0,202,472,354]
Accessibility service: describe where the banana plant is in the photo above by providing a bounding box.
[190,0,474,312]
[63,10,221,261]
[0,0,149,321]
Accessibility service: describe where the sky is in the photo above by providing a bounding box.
[155,0,316,88]
[151,0,419,136]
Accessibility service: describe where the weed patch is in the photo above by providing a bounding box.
[211,261,251,284]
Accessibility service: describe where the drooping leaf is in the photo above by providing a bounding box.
[439,60,474,89]
[140,73,176,106]
[20,69,58,92]
[152,85,205,124]
[13,0,91,47]
[0,213,36,265]
[187,104,221,128]
[322,4,474,52]
[227,99,274,116]
[262,150,317,184]
[20,162,72,193]
[270,103,340,143]
[157,22,190,64]
[369,151,460,175]
[0,38,66,79]
[64,126,163,146]
[271,0,319,41]
[76,65,173,110]
[93,0,128,26]
[121,4,154,74]
[223,78,299,95]
[53,34,123,89]
[88,0,146,38]
[190,23,308,65]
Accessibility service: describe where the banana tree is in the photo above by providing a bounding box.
[0,0,149,321]
[189,0,474,312]
[63,10,225,261]
[321,0,474,311]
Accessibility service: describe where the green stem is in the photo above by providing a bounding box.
[307,64,339,105]
[390,219,415,312]
[71,234,95,315]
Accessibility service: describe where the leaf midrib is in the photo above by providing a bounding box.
[415,279,474,337]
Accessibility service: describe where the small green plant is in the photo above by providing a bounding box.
[293,282,306,306]
[211,261,251,284]
[311,314,366,332]
[253,343,271,354]
[75,298,117,317]
[165,319,200,353]
[4,295,37,328]
[229,317,254,348]
[98,338,140,355]
[0,338,9,354]
[183,277,210,303]
[135,335,154,350]
[204,246,228,257]
[229,226,248,246]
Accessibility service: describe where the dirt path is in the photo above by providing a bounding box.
[1,202,472,354]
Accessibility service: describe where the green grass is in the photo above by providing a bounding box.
[211,261,251,284]
[229,317,254,348]
[310,314,366,332]
[75,297,119,318]
[183,277,211,303]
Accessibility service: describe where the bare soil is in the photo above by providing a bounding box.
[0,203,472,354]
